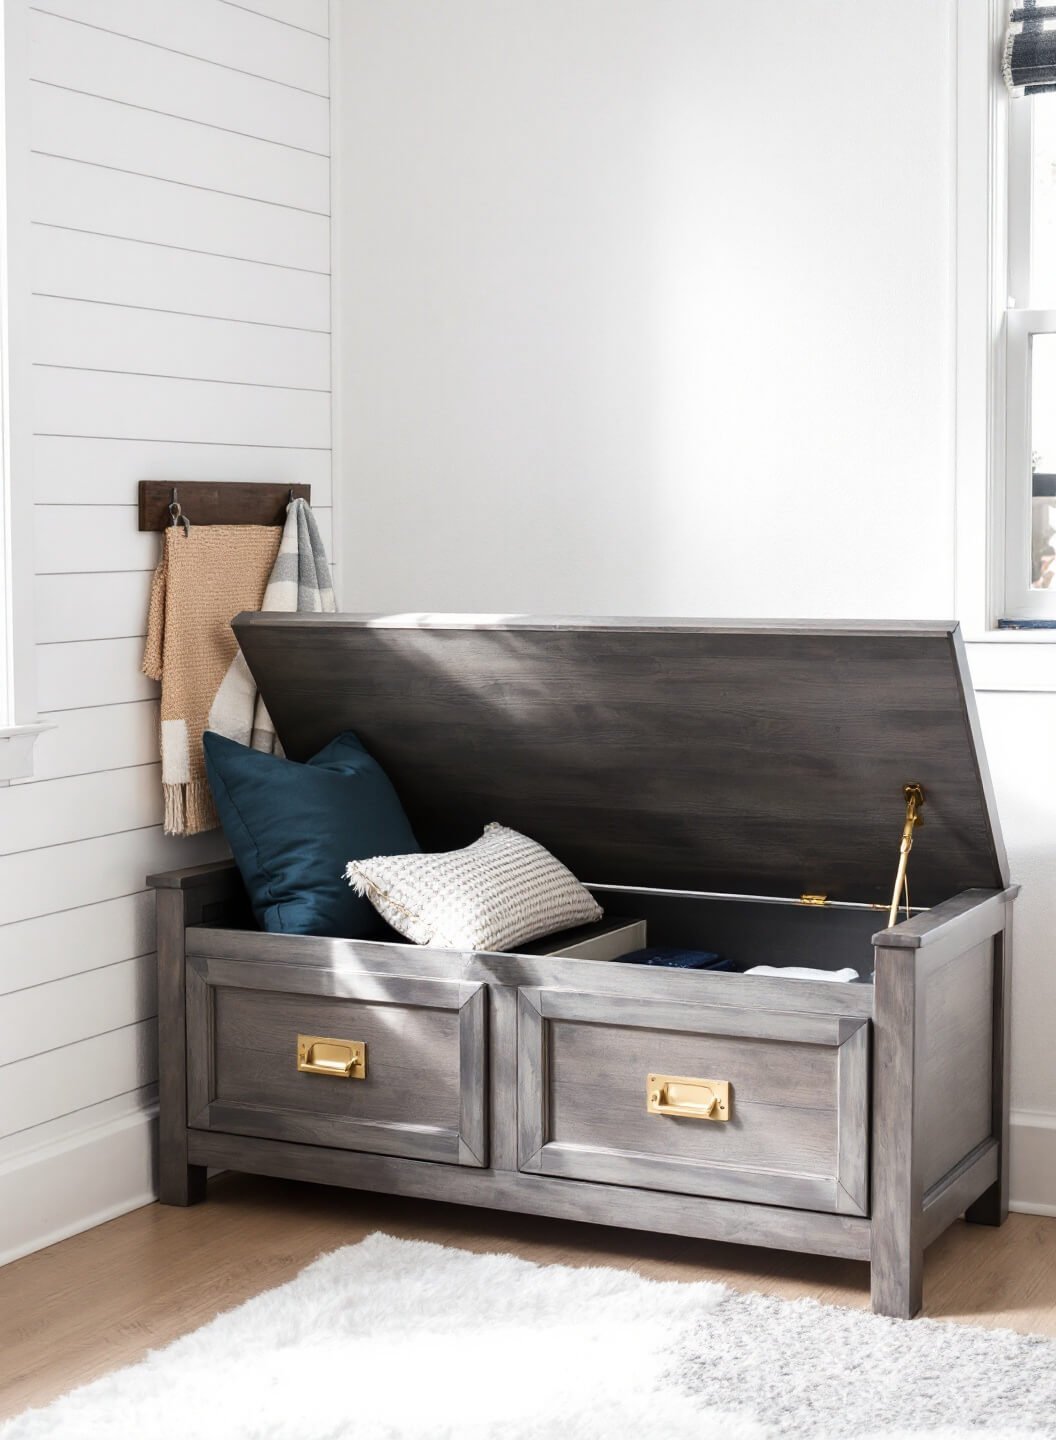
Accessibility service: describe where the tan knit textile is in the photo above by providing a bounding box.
[143,525,281,835]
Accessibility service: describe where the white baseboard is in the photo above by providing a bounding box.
[0,1098,157,1267]
[1009,1109,1056,1216]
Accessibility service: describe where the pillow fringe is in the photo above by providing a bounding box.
[343,863,371,897]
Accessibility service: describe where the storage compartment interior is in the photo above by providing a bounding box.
[195,873,889,982]
[580,887,886,982]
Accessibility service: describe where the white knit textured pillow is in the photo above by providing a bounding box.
[344,822,603,952]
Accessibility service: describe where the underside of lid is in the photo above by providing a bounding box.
[232,614,1009,908]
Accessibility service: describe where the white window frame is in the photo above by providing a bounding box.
[953,0,1056,698]
[0,0,47,779]
[1002,97,1056,622]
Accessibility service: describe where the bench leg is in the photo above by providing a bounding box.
[872,943,924,1318]
[870,1226,923,1319]
[159,1155,207,1207]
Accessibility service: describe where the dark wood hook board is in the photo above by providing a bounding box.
[138,481,311,531]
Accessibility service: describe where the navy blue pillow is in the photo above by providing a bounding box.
[202,730,419,938]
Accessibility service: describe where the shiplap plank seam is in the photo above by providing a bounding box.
[0,1014,156,1069]
[32,86,329,211]
[31,151,330,218]
[0,888,151,930]
[0,1083,157,1161]
[32,80,329,159]
[34,434,331,449]
[33,294,330,336]
[34,363,330,395]
[29,6,328,99]
[33,221,330,278]
[33,154,330,268]
[1,950,154,997]
[216,0,328,40]
[29,9,328,154]
[3,822,163,861]
[7,761,155,785]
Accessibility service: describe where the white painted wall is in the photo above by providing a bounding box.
[336,1,1056,1210]
[338,0,955,618]
[0,0,333,1263]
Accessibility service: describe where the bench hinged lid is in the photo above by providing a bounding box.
[232,614,1009,908]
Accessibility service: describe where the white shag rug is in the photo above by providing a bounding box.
[4,1233,1055,1440]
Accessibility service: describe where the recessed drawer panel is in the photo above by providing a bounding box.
[517,987,869,1214]
[186,954,487,1167]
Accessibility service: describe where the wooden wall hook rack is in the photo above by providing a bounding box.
[138,481,311,532]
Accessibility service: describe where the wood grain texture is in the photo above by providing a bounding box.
[870,944,923,1318]
[184,957,488,1169]
[186,1130,873,1262]
[538,987,854,1045]
[489,983,519,1171]
[521,987,870,1214]
[516,989,546,1171]
[184,917,876,1020]
[233,615,1008,907]
[458,984,489,1167]
[873,888,1013,952]
[836,1020,871,1215]
[138,481,310,531]
[4,1179,1055,1424]
[922,1141,1000,1248]
[157,888,206,1207]
[967,906,1014,1227]
[917,941,994,1191]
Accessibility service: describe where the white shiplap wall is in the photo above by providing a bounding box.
[0,0,333,1263]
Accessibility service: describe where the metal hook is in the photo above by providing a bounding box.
[168,487,190,538]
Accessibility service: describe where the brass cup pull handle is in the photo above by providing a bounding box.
[647,1074,730,1121]
[297,1035,366,1079]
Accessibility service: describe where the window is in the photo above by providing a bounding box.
[0,0,46,779]
[0,0,15,731]
[1004,94,1056,619]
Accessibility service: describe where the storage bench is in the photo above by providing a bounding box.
[151,616,1017,1318]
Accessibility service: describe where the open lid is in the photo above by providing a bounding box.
[232,615,1009,908]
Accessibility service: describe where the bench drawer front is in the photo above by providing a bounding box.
[517,988,869,1214]
[187,955,487,1167]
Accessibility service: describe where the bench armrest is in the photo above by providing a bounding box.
[872,885,1018,951]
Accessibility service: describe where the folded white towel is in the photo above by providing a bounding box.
[746,965,859,983]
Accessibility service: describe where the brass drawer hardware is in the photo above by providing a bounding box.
[297,1035,366,1079]
[647,1074,730,1121]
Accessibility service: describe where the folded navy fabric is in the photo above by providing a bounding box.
[618,946,732,970]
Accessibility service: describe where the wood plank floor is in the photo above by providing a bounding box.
[2,1174,1056,1421]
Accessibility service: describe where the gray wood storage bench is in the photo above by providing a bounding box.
[150,616,1017,1318]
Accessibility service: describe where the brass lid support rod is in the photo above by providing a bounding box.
[888,784,926,928]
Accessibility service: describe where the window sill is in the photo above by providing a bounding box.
[0,722,52,783]
[966,636,1056,693]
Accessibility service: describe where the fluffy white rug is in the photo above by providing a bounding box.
[2,1234,1053,1440]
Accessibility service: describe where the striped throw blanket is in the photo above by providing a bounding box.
[213,498,336,756]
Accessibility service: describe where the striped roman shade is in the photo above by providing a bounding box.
[1006,5,1056,95]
